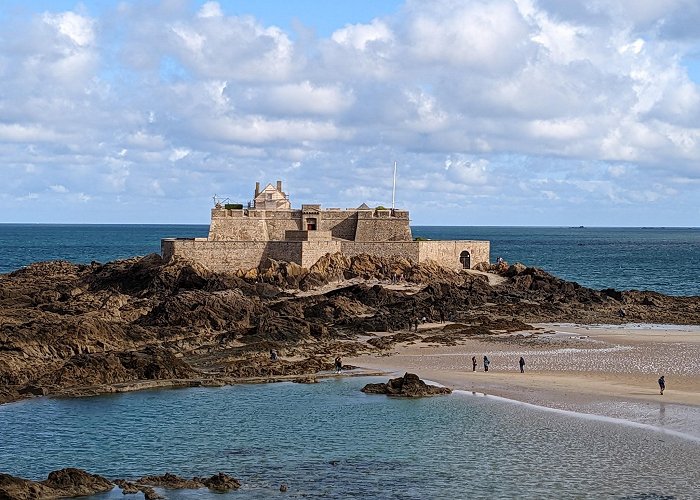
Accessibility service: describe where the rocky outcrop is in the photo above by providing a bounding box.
[0,469,242,499]
[361,373,452,397]
[135,472,240,492]
[2,253,700,405]
[0,468,113,499]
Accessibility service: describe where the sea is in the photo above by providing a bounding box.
[1,224,699,499]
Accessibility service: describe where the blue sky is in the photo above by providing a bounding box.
[1,0,700,226]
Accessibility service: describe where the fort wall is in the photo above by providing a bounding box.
[164,238,490,273]
[162,239,302,273]
[417,240,490,270]
[318,211,358,240]
[207,207,412,243]
[354,210,412,241]
[340,242,420,262]
[300,241,343,268]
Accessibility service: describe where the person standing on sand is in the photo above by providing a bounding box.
[472,356,477,372]
[483,356,490,372]
[334,356,343,374]
[519,356,525,373]
[658,375,665,395]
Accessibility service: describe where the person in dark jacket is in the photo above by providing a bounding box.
[519,356,525,373]
[483,356,490,372]
[658,375,665,395]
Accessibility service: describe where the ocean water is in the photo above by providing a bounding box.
[0,377,698,499]
[1,224,699,296]
[2,226,700,498]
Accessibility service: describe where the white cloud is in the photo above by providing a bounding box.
[331,19,393,50]
[254,81,354,115]
[43,12,95,47]
[169,148,191,162]
[198,2,223,19]
[1,0,700,225]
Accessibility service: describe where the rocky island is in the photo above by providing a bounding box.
[2,251,699,406]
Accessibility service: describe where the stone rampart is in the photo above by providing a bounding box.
[162,239,302,273]
[354,210,412,241]
[417,240,490,270]
[300,241,343,268]
[340,242,420,262]
[207,207,413,242]
[163,238,491,273]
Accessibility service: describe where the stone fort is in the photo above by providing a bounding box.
[162,181,490,273]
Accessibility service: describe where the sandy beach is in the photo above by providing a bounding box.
[347,323,700,439]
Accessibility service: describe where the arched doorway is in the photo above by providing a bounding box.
[459,250,471,269]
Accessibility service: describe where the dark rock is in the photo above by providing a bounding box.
[114,479,140,494]
[137,473,202,489]
[141,486,164,500]
[0,473,55,500]
[0,468,113,499]
[292,377,318,384]
[18,385,46,396]
[200,472,241,492]
[42,468,113,497]
[361,373,452,397]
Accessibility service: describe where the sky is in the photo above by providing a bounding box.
[1,0,700,226]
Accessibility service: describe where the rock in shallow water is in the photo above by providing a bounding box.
[361,373,452,397]
[0,468,113,499]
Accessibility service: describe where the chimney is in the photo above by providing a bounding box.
[255,182,260,197]
[276,180,283,192]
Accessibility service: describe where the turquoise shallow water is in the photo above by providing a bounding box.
[0,377,698,499]
[1,224,699,295]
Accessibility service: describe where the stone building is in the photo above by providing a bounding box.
[162,181,490,273]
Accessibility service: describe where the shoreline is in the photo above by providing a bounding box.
[347,322,700,440]
[452,389,700,443]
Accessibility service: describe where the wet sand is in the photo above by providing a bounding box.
[347,323,700,439]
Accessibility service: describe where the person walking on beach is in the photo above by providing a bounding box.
[472,356,477,372]
[334,356,343,374]
[483,356,490,372]
[658,375,665,395]
[519,356,525,373]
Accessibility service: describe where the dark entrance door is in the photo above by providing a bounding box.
[306,218,317,230]
[459,250,471,269]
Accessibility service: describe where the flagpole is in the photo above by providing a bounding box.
[392,161,397,209]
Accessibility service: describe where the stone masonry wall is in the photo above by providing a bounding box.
[318,211,358,240]
[162,239,302,273]
[300,241,343,268]
[354,211,412,242]
[163,238,490,273]
[417,240,490,270]
[340,242,420,261]
[208,210,270,241]
[208,208,414,242]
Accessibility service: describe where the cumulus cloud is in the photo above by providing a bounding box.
[1,0,700,224]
